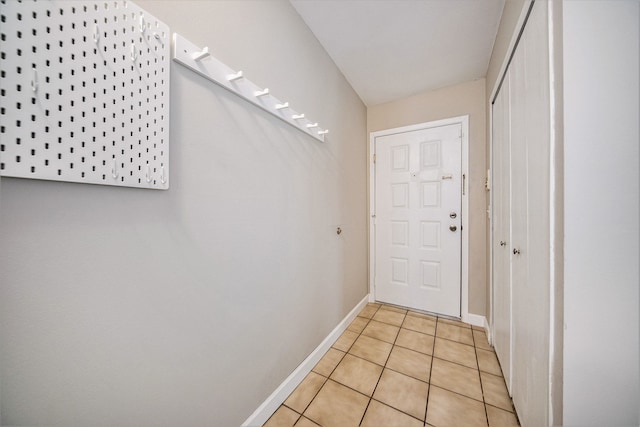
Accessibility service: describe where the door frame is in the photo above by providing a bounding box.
[369,115,470,321]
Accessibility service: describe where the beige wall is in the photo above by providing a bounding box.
[367,78,488,317]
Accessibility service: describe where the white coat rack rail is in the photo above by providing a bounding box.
[172,34,328,142]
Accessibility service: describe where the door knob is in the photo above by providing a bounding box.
[513,248,521,255]
[500,241,506,247]
[449,225,457,232]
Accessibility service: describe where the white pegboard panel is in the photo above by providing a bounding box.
[0,0,170,189]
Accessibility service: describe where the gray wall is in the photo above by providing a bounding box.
[562,1,639,424]
[0,1,367,426]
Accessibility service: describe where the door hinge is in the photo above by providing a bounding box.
[373,153,376,164]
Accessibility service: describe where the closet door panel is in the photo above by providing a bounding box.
[510,3,551,426]
[492,69,513,393]
[509,28,531,423]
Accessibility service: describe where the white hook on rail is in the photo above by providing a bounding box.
[93,24,100,44]
[145,165,152,183]
[227,71,244,82]
[131,44,137,62]
[160,166,166,184]
[30,69,38,93]
[192,46,210,61]
[318,130,329,136]
[172,34,329,143]
[139,14,146,33]
[111,160,119,179]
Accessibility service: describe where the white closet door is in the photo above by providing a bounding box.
[509,3,551,426]
[492,68,512,393]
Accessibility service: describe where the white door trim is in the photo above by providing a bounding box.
[369,115,470,322]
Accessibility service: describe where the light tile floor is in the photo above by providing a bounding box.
[264,303,519,427]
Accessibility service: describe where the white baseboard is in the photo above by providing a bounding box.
[463,313,492,344]
[241,294,370,427]
[464,313,488,331]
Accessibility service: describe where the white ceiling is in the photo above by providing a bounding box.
[290,0,505,106]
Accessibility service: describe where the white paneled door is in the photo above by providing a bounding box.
[374,124,462,317]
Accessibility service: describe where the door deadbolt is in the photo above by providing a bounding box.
[449,225,457,232]
[449,212,457,219]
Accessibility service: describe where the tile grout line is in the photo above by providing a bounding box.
[355,304,387,427]
[358,306,408,427]
[427,320,494,405]
[285,304,380,426]
[343,328,436,389]
[283,373,327,420]
[429,354,483,375]
[471,329,520,421]
[423,316,441,426]
[360,311,501,422]
[344,343,486,405]
[338,303,385,427]
[273,304,511,427]
[312,305,380,425]
[471,324,491,427]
